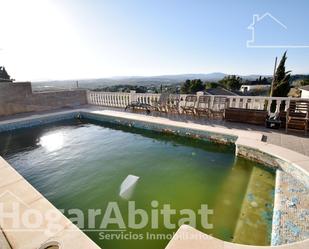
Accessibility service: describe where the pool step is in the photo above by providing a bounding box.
[271,170,309,245]
[232,166,275,245]
[211,159,253,241]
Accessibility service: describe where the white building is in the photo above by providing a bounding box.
[300,85,309,98]
[240,84,270,94]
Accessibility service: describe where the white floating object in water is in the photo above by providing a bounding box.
[119,175,140,200]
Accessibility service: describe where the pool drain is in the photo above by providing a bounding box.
[38,241,61,249]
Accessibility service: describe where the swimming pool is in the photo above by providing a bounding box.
[0,117,275,249]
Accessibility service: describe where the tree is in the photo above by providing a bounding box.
[270,51,291,97]
[219,75,242,90]
[0,66,12,82]
[189,79,204,93]
[254,76,269,85]
[205,82,218,89]
[180,80,192,94]
[180,79,205,94]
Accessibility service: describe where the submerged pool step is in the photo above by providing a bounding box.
[271,170,309,245]
[211,159,253,242]
[232,166,275,246]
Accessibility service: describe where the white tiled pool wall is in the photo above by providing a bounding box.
[80,111,237,144]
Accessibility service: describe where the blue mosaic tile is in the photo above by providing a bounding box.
[0,112,79,132]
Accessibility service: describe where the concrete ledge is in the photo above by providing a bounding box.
[0,156,100,249]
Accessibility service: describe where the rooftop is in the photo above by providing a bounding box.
[205,87,238,96]
[300,85,309,91]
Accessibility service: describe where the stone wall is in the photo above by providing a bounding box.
[0,82,87,117]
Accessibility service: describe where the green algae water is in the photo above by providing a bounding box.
[0,119,275,249]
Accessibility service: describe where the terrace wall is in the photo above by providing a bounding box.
[0,82,87,117]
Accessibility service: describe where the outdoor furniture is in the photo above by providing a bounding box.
[211,96,227,119]
[181,95,197,115]
[167,94,180,113]
[125,101,153,114]
[195,96,211,117]
[225,108,268,125]
[266,114,282,129]
[153,93,170,113]
[286,100,309,135]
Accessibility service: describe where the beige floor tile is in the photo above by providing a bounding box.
[0,157,10,169]
[0,167,23,188]
[3,198,71,249]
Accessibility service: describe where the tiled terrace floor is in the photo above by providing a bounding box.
[94,106,309,156]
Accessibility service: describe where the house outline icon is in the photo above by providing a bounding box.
[246,12,309,48]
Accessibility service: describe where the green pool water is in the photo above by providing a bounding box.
[0,119,275,249]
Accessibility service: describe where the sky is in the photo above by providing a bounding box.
[0,0,308,81]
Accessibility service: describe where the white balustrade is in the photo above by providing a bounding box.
[87,91,131,108]
[87,90,308,115]
[135,93,161,106]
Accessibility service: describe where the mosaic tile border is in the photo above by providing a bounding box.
[0,112,79,132]
[80,111,237,145]
[236,144,309,246]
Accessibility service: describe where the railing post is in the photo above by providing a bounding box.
[276,99,282,114]
[235,97,240,108]
[242,97,248,109]
[266,99,272,114]
[227,97,233,108]
[86,90,91,104]
[130,90,136,104]
[285,98,291,112]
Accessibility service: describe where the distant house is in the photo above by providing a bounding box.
[240,84,270,94]
[205,87,238,96]
[300,85,309,98]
